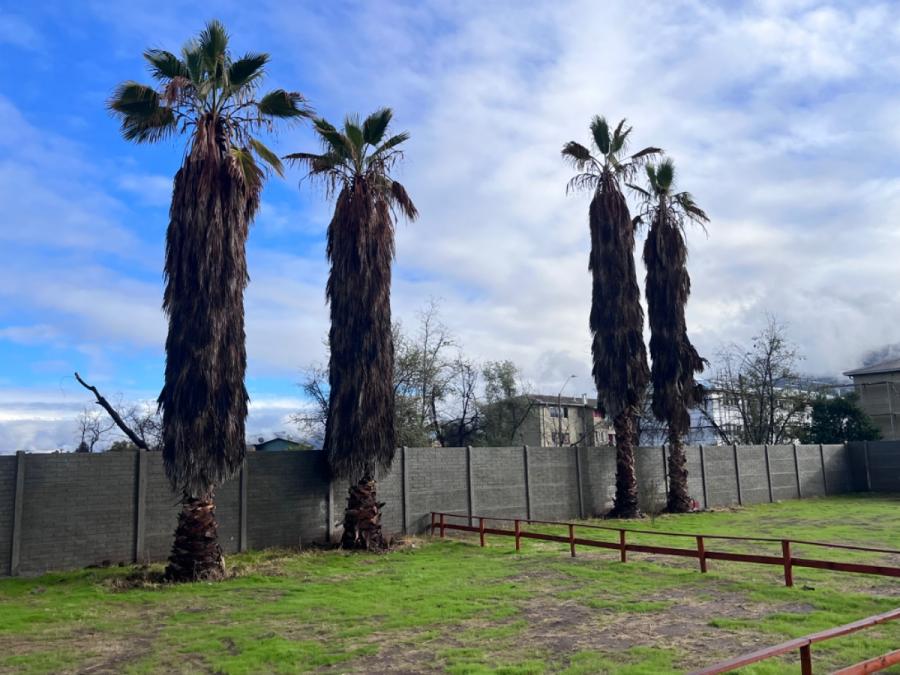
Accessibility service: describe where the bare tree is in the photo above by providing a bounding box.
[75,407,115,452]
[700,317,814,445]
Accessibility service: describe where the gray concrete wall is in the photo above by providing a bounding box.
[848,440,900,492]
[0,442,868,577]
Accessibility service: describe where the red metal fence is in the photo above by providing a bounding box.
[691,607,900,674]
[429,512,900,587]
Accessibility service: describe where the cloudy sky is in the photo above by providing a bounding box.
[1,0,898,452]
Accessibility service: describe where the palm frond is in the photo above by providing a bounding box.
[362,107,392,145]
[560,141,593,169]
[590,116,610,155]
[144,49,188,80]
[108,82,177,143]
[198,20,228,74]
[656,159,675,191]
[249,137,283,176]
[610,119,631,154]
[257,89,313,119]
[344,116,364,155]
[626,182,651,199]
[228,53,268,88]
[630,146,663,162]
[313,117,354,158]
[284,150,344,177]
[390,180,418,220]
[182,45,204,85]
[229,146,263,189]
[373,131,410,157]
[675,192,710,224]
[565,172,600,194]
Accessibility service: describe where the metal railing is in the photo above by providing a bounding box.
[691,607,900,674]
[429,512,900,587]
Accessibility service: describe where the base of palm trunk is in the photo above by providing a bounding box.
[341,476,387,551]
[665,439,693,513]
[609,412,641,519]
[165,495,226,582]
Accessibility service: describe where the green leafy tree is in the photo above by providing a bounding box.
[631,159,708,513]
[562,117,660,517]
[287,109,417,550]
[803,393,881,444]
[109,20,311,581]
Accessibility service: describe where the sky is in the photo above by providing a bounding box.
[1,0,899,452]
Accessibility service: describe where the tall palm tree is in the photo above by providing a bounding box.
[109,20,311,581]
[287,109,417,549]
[631,159,709,513]
[562,117,660,518]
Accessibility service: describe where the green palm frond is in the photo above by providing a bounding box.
[590,116,610,155]
[560,141,593,169]
[344,116,364,154]
[626,182,651,199]
[228,53,268,88]
[362,108,392,145]
[108,82,177,143]
[257,89,312,119]
[229,146,263,188]
[182,45,203,84]
[144,49,187,80]
[373,132,410,157]
[313,118,354,159]
[655,159,675,191]
[675,192,710,223]
[198,20,228,74]
[610,119,631,154]
[249,138,283,176]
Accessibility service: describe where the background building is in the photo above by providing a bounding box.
[513,394,616,447]
[844,358,900,440]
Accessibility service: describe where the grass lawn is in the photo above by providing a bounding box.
[1,494,898,674]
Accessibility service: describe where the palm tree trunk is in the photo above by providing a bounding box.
[341,475,388,550]
[165,494,226,582]
[609,411,640,518]
[665,435,692,513]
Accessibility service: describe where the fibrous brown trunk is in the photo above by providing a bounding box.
[165,495,226,582]
[341,476,387,551]
[609,411,640,518]
[665,436,692,513]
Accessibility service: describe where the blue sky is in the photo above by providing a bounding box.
[2,1,900,451]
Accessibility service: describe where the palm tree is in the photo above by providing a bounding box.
[562,117,660,518]
[631,159,709,513]
[108,20,311,581]
[287,109,417,549]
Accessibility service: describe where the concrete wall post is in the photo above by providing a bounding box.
[400,446,408,535]
[699,445,709,509]
[9,451,25,576]
[763,444,773,503]
[523,446,532,521]
[793,442,802,498]
[574,446,584,519]
[239,461,249,551]
[134,451,147,562]
[733,443,743,506]
[466,445,475,526]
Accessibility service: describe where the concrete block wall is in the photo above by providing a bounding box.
[0,441,873,577]
[848,440,900,492]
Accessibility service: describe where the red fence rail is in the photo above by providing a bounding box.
[691,607,900,674]
[429,511,900,587]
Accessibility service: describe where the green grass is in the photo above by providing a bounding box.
[0,495,897,674]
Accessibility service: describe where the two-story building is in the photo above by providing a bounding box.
[513,394,616,447]
[843,358,900,440]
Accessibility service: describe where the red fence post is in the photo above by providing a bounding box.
[440,513,445,539]
[697,535,707,573]
[799,644,812,675]
[514,519,521,552]
[782,540,793,587]
[620,529,627,563]
[569,524,576,558]
[479,517,485,547]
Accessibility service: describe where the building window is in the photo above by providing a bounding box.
[551,431,571,446]
[607,433,615,446]
[549,406,569,419]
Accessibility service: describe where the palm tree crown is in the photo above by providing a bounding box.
[108,19,311,186]
[286,109,417,217]
[562,116,661,194]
